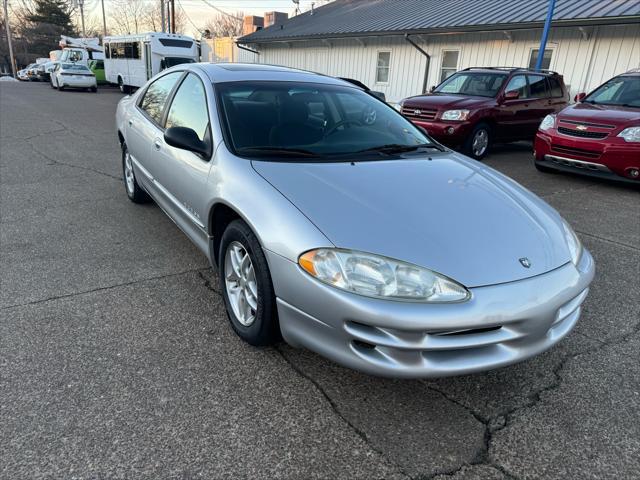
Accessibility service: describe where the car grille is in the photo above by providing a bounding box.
[401,106,437,121]
[557,126,608,139]
[561,119,616,129]
[344,288,589,368]
[551,144,601,159]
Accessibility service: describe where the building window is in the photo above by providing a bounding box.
[376,51,391,84]
[529,49,553,70]
[440,50,460,82]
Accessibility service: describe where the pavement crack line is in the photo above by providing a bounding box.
[197,270,223,296]
[28,141,122,182]
[575,230,640,252]
[274,346,415,480]
[1,268,207,311]
[420,321,640,479]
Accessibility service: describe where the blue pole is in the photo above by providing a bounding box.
[535,0,556,70]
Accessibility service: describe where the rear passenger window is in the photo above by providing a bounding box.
[504,75,528,98]
[139,72,183,125]
[548,76,564,97]
[527,75,549,98]
[165,73,209,142]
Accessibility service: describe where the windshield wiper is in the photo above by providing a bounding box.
[236,146,320,158]
[355,143,442,154]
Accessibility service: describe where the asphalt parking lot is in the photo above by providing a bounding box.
[1,81,639,480]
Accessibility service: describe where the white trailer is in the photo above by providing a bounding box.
[103,32,198,93]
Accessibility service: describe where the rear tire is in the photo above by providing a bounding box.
[463,122,491,160]
[122,144,150,204]
[91,86,97,93]
[219,220,280,346]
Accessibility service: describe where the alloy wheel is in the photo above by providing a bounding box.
[472,129,489,157]
[224,241,258,327]
[124,151,135,195]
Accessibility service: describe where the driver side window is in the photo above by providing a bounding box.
[165,73,210,143]
[504,75,528,98]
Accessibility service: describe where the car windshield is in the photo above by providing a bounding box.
[62,63,90,71]
[217,81,434,160]
[584,76,640,108]
[162,57,195,68]
[434,72,508,98]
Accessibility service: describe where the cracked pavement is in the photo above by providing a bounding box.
[1,82,639,479]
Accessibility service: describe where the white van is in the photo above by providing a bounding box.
[103,32,198,93]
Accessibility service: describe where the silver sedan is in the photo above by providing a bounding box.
[115,63,594,378]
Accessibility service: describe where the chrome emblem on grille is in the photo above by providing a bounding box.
[414,109,422,115]
[519,257,532,268]
[576,125,588,131]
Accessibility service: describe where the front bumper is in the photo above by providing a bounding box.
[266,249,595,378]
[409,119,472,147]
[535,130,640,183]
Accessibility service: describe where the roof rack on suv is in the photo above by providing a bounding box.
[461,66,559,75]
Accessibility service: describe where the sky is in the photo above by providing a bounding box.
[78,0,325,37]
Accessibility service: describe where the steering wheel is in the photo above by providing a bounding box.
[324,120,363,137]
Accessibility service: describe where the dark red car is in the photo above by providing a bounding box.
[400,67,569,159]
[534,70,640,183]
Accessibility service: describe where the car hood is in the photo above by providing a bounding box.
[558,103,640,125]
[403,94,492,110]
[253,154,572,288]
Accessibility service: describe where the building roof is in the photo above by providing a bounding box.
[239,0,640,44]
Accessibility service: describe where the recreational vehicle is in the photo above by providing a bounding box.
[103,32,198,93]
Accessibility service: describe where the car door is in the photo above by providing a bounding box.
[150,72,214,253]
[526,74,553,132]
[127,71,183,194]
[496,74,534,140]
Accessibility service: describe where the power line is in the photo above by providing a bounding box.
[177,0,202,35]
[200,0,242,20]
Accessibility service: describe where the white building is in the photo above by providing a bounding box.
[237,0,640,103]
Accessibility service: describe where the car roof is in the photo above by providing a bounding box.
[193,63,354,87]
[461,67,559,76]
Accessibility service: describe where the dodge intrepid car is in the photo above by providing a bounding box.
[115,63,594,378]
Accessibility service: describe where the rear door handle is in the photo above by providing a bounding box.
[153,140,162,151]
[128,119,133,126]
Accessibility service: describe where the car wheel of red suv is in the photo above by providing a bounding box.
[535,162,556,174]
[464,123,491,160]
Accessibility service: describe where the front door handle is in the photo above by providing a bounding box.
[153,140,162,151]
[128,119,133,126]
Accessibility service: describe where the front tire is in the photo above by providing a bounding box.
[464,122,491,160]
[535,162,557,174]
[122,144,150,203]
[219,220,280,346]
[118,77,130,94]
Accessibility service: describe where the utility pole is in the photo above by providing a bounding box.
[3,0,17,77]
[160,0,165,32]
[170,0,175,33]
[78,0,86,36]
[101,0,107,37]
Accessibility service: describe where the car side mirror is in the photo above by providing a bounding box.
[504,90,520,100]
[574,92,586,103]
[429,85,436,93]
[164,127,210,157]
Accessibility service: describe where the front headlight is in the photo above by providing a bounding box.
[441,109,470,121]
[539,114,556,131]
[617,126,640,142]
[298,249,470,302]
[562,220,583,266]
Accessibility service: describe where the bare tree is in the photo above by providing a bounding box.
[109,0,147,35]
[203,11,243,39]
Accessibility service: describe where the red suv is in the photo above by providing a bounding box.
[400,67,568,159]
[534,70,640,183]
